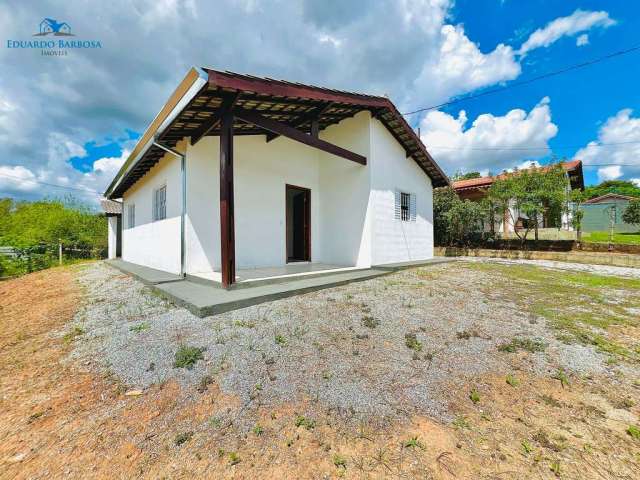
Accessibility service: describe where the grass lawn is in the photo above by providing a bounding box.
[2,261,640,479]
[582,230,640,245]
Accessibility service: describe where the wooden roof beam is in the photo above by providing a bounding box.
[234,107,366,165]
[190,92,240,146]
[266,102,334,142]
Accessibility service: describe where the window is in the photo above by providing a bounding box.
[401,192,410,221]
[127,204,135,229]
[153,185,166,221]
[395,191,416,222]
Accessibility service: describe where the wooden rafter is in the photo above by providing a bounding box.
[191,92,240,145]
[266,102,334,142]
[233,107,366,165]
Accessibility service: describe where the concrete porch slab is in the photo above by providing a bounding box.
[154,268,390,317]
[105,259,183,285]
[105,256,456,318]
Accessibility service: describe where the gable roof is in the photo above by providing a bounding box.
[452,160,584,192]
[583,192,636,204]
[105,68,449,199]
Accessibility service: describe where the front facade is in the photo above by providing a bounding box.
[105,68,448,287]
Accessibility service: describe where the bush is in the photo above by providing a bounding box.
[622,199,640,229]
[434,187,488,246]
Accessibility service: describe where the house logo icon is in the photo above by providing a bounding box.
[34,18,74,36]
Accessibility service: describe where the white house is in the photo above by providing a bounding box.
[104,68,449,288]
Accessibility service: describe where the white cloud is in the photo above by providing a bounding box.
[408,24,520,109]
[631,178,640,187]
[597,165,622,181]
[576,34,589,46]
[0,165,39,193]
[420,97,558,175]
[574,109,640,182]
[519,9,615,55]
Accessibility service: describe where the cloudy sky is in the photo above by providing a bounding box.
[1,0,639,205]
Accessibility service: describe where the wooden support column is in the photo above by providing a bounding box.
[219,111,235,288]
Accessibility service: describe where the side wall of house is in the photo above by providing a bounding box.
[107,216,118,259]
[369,118,434,265]
[122,149,182,273]
[317,111,373,267]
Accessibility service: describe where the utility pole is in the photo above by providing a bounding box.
[608,205,616,251]
[59,239,63,266]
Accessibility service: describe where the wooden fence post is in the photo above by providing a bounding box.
[59,240,63,266]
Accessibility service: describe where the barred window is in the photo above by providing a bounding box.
[395,191,416,222]
[153,185,166,221]
[127,204,135,229]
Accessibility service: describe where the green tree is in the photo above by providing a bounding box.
[433,187,487,246]
[452,170,482,181]
[583,180,640,200]
[570,190,587,244]
[488,163,568,245]
[622,199,640,229]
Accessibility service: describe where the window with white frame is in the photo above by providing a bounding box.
[395,190,416,222]
[127,204,135,229]
[153,185,166,221]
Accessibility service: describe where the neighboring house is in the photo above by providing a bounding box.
[104,68,448,288]
[581,193,638,233]
[100,199,122,259]
[452,160,584,234]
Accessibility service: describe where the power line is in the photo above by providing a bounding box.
[426,140,640,151]
[402,43,640,116]
[0,173,101,195]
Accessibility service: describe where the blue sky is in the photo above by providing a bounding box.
[1,0,639,203]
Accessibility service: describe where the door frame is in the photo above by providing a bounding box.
[285,184,311,263]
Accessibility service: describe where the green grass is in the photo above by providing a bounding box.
[583,231,640,245]
[466,262,640,364]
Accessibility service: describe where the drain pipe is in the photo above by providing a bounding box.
[153,137,187,278]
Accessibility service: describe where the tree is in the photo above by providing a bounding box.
[583,180,640,200]
[488,163,568,245]
[433,187,487,246]
[452,170,482,181]
[570,190,587,244]
[622,199,640,230]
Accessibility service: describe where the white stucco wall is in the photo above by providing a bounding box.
[122,148,182,274]
[107,216,118,259]
[317,112,373,267]
[369,118,434,265]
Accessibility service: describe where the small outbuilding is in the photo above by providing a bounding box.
[104,68,448,288]
[581,193,637,233]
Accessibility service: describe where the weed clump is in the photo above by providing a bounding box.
[498,337,546,353]
[174,345,205,369]
[174,431,193,446]
[627,425,640,440]
[405,333,423,352]
[362,315,379,329]
[333,453,347,469]
[294,415,316,430]
[63,326,85,343]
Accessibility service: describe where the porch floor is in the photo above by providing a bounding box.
[190,262,358,285]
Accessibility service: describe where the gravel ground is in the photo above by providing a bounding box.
[461,256,640,278]
[65,260,616,428]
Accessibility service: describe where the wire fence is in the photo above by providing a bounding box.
[0,243,106,280]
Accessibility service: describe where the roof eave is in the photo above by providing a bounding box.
[104,67,208,199]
